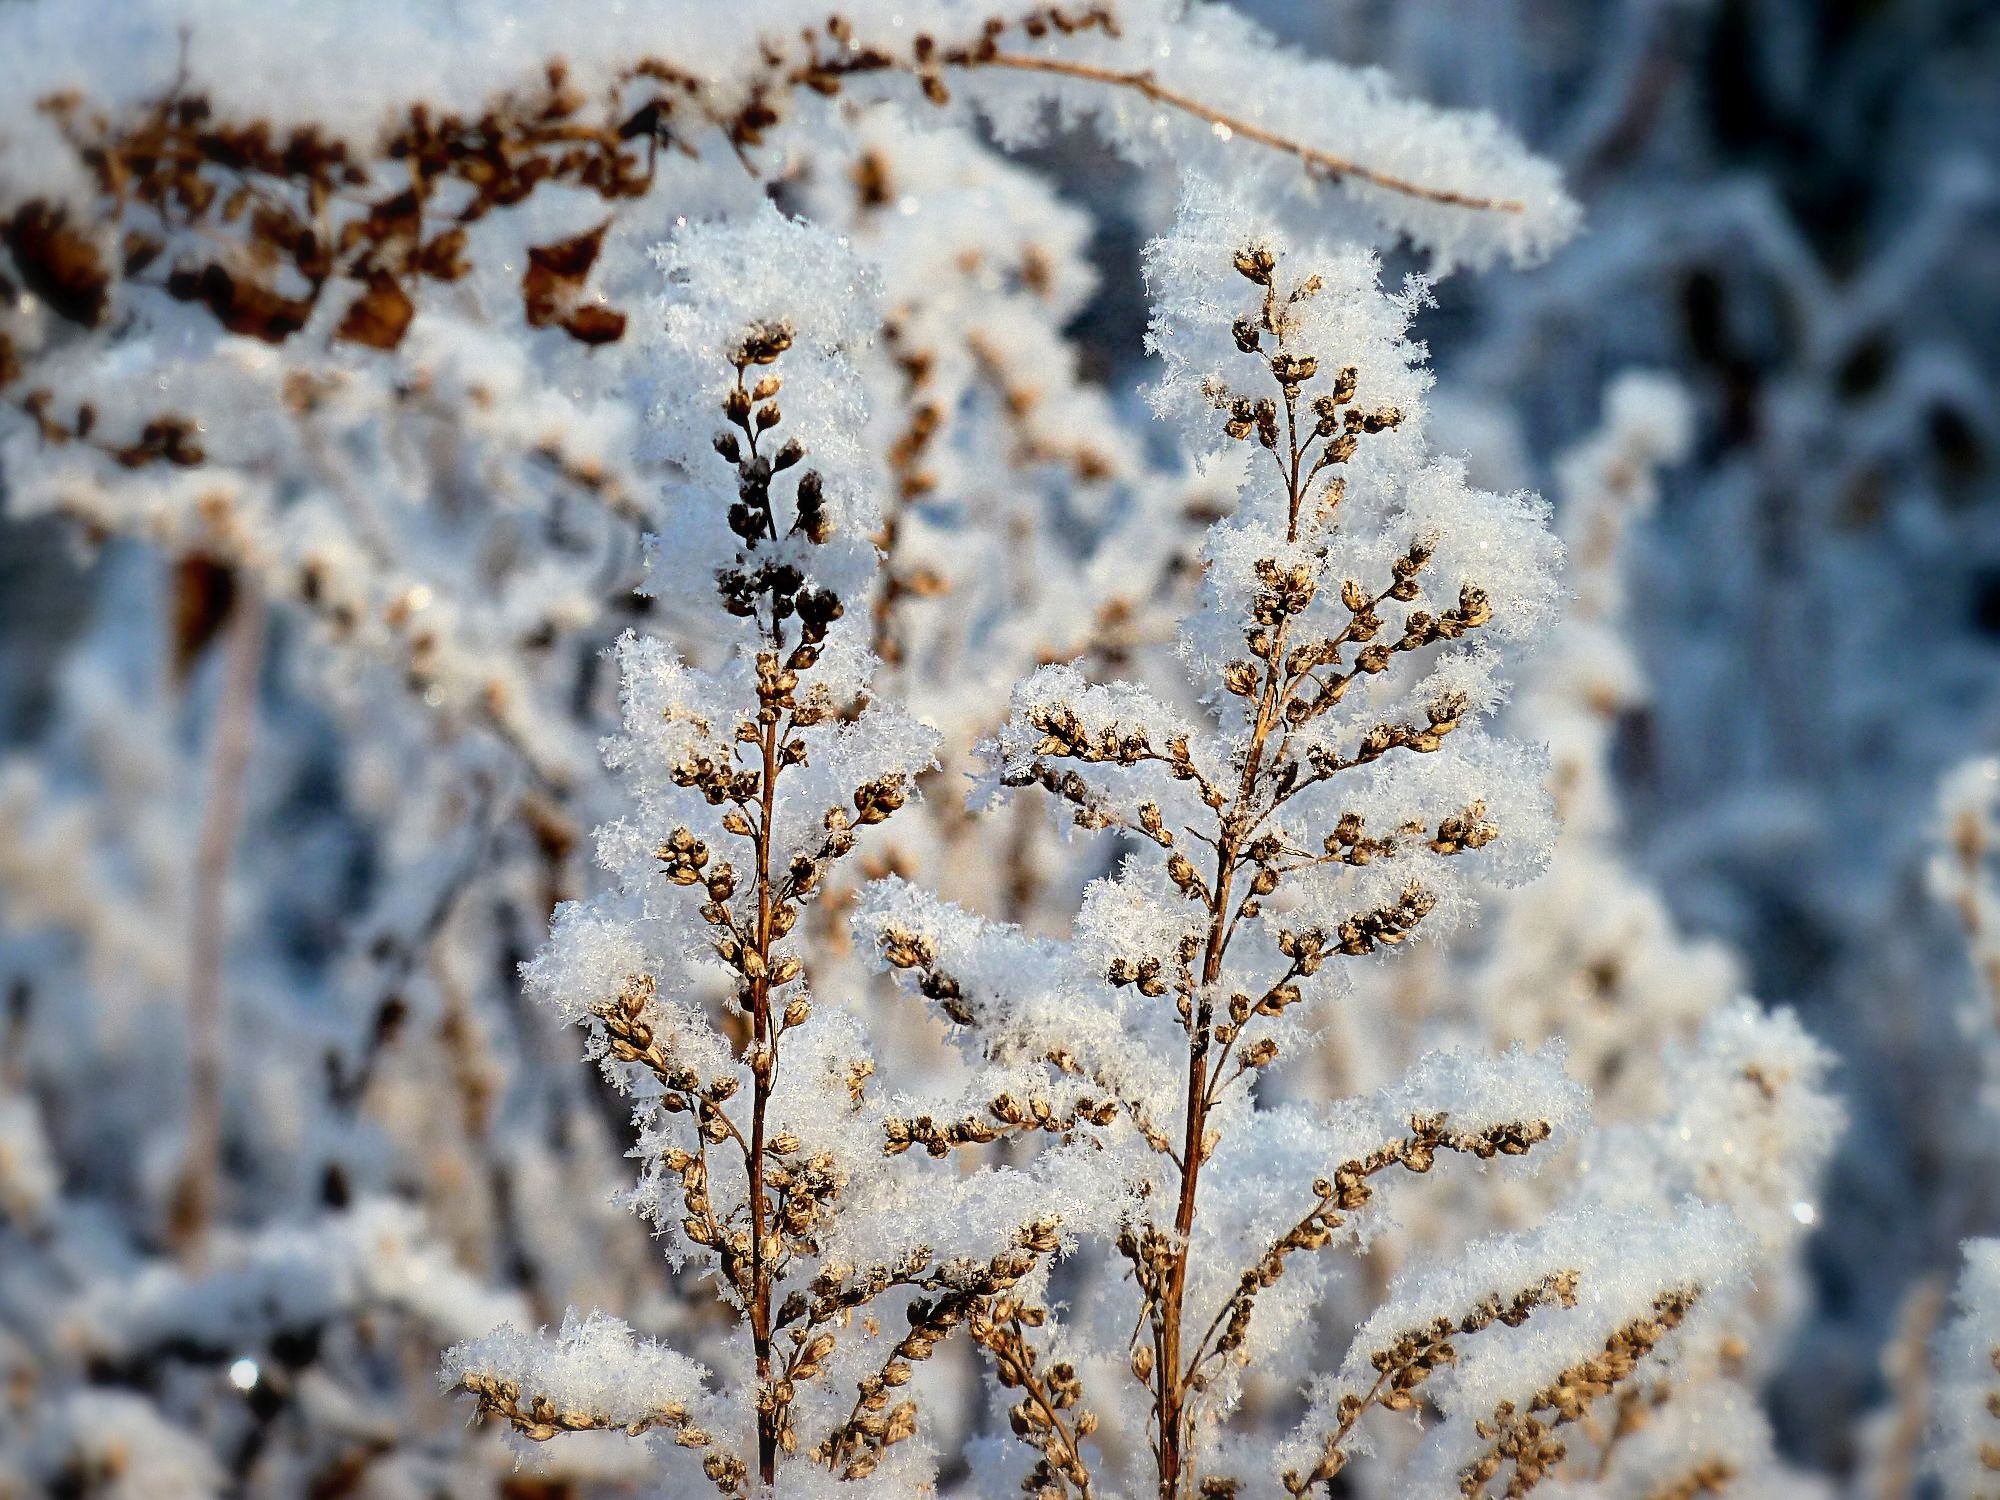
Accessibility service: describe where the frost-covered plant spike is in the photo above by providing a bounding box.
[0,0,1574,361]
[850,187,1757,1500]
[0,6,1589,1494]
[442,213,1099,1495]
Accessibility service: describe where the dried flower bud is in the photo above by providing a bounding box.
[1233,245,1276,284]
[1222,661,1260,696]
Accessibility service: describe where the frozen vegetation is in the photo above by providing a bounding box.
[0,1,1994,1497]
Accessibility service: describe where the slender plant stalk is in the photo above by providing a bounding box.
[734,354,789,1487]
[974,53,1526,214]
[1154,347,1320,1494]
[172,579,265,1265]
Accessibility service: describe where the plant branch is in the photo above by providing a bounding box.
[973,54,1527,214]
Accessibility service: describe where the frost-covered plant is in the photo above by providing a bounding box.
[1933,1240,2000,1499]
[854,189,1776,1499]
[786,110,1216,949]
[1921,759,2000,1497]
[1308,373,1726,1114]
[1302,7,1999,1442]
[0,6,1590,1490]
[1285,373,1844,1497]
[0,0,1572,944]
[0,0,1573,597]
[443,212,1105,1495]
[0,581,628,1498]
[1934,757,2000,1114]
[0,2,1909,1493]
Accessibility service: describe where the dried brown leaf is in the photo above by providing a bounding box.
[4,201,109,326]
[560,304,627,345]
[334,273,414,349]
[523,220,609,327]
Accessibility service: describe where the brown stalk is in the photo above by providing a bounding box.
[1155,272,1352,1495]
[168,577,264,1265]
[748,673,781,1482]
[1155,609,1282,1491]
[617,327,886,1486]
[1056,247,1479,1497]
[968,54,1526,215]
[731,353,789,1487]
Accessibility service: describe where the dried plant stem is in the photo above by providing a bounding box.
[1303,1354,1411,1487]
[5,11,1530,424]
[730,354,793,1487]
[972,1303,1097,1499]
[1154,429,1300,1498]
[973,53,1527,214]
[171,579,264,1264]
[1868,1276,1946,1500]
[748,686,782,1484]
[1082,252,1488,1496]
[1152,300,1338,1493]
[1157,676,1276,1494]
[1284,1273,1579,1495]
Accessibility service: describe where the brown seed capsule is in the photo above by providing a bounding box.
[1233,245,1276,285]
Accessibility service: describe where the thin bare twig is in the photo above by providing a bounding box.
[170,580,265,1265]
[975,54,1526,214]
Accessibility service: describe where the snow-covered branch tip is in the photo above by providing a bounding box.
[0,1,1576,421]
